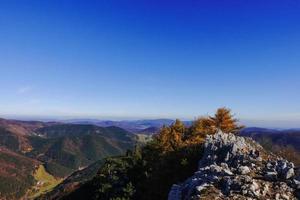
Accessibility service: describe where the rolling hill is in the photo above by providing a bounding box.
[0,118,58,153]
[28,124,136,177]
[0,119,137,199]
[240,127,300,151]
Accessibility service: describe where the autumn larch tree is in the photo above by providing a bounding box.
[210,107,244,134]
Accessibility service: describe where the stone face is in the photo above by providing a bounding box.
[168,131,299,200]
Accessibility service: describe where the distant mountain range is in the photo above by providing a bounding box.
[64,118,175,132]
[64,118,195,133]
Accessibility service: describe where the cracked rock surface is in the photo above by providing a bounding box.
[168,131,300,200]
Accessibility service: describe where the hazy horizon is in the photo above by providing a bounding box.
[1,113,300,129]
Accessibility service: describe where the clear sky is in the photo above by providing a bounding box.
[0,0,300,126]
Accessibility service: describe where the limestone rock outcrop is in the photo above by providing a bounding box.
[168,132,300,200]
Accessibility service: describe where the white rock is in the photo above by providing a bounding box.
[239,166,251,175]
[168,132,298,200]
[284,168,295,179]
[196,183,210,193]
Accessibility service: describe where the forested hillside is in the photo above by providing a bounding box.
[57,108,245,200]
[240,128,300,166]
[55,108,300,200]
[0,119,137,199]
[0,147,39,199]
[28,124,136,177]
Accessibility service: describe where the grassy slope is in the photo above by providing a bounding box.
[37,160,103,200]
[28,165,62,199]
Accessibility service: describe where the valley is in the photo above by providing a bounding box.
[0,118,137,199]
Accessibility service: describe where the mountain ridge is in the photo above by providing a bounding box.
[0,118,137,199]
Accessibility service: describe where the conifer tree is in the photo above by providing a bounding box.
[210,107,244,134]
[155,119,185,153]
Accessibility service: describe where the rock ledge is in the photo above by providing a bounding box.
[168,131,300,200]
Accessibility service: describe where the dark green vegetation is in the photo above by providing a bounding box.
[0,127,20,151]
[60,108,243,200]
[27,124,136,177]
[0,119,137,199]
[62,144,203,200]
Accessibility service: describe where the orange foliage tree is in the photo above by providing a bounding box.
[155,119,185,153]
[210,107,244,134]
[154,108,244,153]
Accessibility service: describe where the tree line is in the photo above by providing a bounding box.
[63,107,243,200]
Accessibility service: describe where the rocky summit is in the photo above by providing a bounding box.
[168,131,300,200]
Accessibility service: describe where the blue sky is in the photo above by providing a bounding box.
[0,0,300,126]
